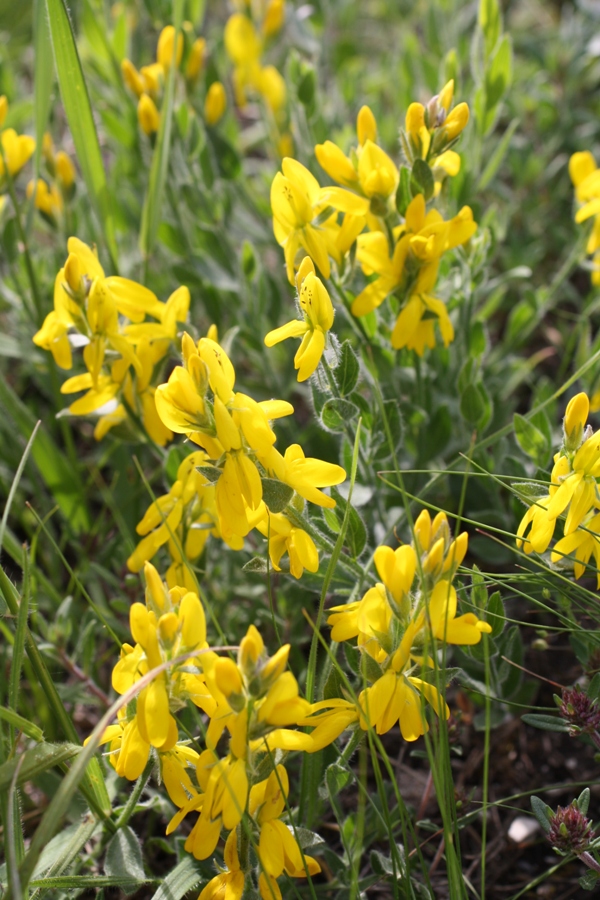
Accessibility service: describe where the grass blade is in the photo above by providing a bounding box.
[0,742,81,792]
[0,374,89,534]
[8,548,31,744]
[44,0,119,269]
[0,706,44,742]
[139,0,184,259]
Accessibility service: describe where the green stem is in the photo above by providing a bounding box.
[114,756,154,830]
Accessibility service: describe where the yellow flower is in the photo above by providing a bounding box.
[551,513,600,588]
[27,178,64,221]
[255,510,319,578]
[264,256,334,381]
[258,65,286,113]
[121,58,145,98]
[403,80,469,167]
[186,37,206,83]
[55,150,76,191]
[547,432,600,535]
[0,128,35,179]
[261,443,346,509]
[138,93,160,135]
[271,157,367,283]
[198,830,244,900]
[157,25,183,71]
[0,95,7,128]
[205,82,227,126]
[263,0,285,37]
[127,451,218,573]
[254,766,321,896]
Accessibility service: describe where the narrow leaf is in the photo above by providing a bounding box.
[44,0,118,267]
[150,858,203,900]
[0,743,81,792]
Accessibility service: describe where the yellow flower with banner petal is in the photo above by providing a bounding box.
[198,830,244,900]
[328,511,489,741]
[271,157,368,283]
[264,257,335,381]
[255,509,319,578]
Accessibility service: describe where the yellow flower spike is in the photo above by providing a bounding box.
[438,78,454,111]
[55,151,76,190]
[157,25,184,70]
[138,93,160,135]
[186,37,206,82]
[205,81,227,126]
[564,392,590,450]
[121,58,145,97]
[0,95,7,128]
[357,104,377,145]
[443,101,469,140]
[263,0,285,37]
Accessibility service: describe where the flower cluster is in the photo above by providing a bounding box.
[121,24,224,135]
[32,237,189,444]
[569,151,600,286]
[0,95,35,213]
[224,2,286,116]
[141,330,346,577]
[26,132,75,226]
[327,509,491,741]
[270,82,476,355]
[96,563,349,898]
[517,392,600,587]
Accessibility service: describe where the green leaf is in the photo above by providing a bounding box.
[292,827,325,849]
[150,858,203,900]
[321,398,359,432]
[469,321,487,358]
[511,481,549,505]
[44,0,118,268]
[105,827,146,891]
[471,565,487,611]
[577,787,591,815]
[513,413,549,467]
[579,870,599,891]
[478,118,519,190]
[485,35,512,112]
[521,713,568,733]
[0,743,81,792]
[478,0,501,57]
[326,763,353,798]
[0,707,44,742]
[30,876,150,889]
[242,557,268,574]
[140,0,185,256]
[417,406,452,462]
[530,796,552,833]
[588,673,600,702]
[486,591,505,637]
[322,507,341,534]
[410,158,434,201]
[396,166,411,216]
[261,478,294,513]
[31,0,54,195]
[331,488,367,558]
[196,465,221,484]
[334,341,360,396]
[460,382,486,427]
[205,128,241,180]
[0,373,89,533]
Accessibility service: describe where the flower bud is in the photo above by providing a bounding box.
[548,802,595,855]
[157,25,184,70]
[204,81,227,126]
[560,685,600,736]
[564,392,589,450]
[138,93,160,135]
[121,58,145,98]
[263,0,285,37]
[0,95,7,128]
[357,105,377,146]
[158,611,179,645]
[214,657,244,698]
[185,37,206,82]
[144,561,169,613]
[438,79,454,112]
[443,102,469,140]
[64,253,83,295]
[55,151,76,190]
[239,624,264,675]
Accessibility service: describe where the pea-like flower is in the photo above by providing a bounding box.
[264,257,335,381]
